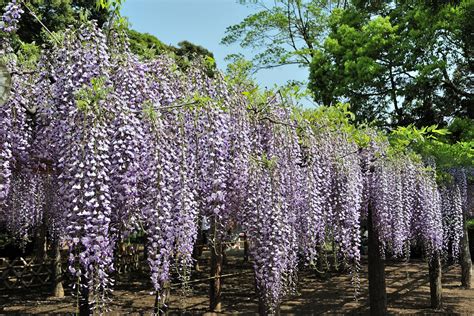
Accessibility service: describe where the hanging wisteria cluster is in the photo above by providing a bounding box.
[240,104,302,313]
[440,169,468,259]
[0,2,468,313]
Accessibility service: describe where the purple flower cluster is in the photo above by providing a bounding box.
[4,169,45,246]
[291,120,367,295]
[371,157,415,257]
[368,151,445,260]
[0,0,23,33]
[0,16,460,313]
[440,169,467,260]
[0,105,12,205]
[42,23,116,310]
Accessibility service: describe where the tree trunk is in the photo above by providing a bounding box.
[209,218,223,312]
[34,220,47,262]
[79,277,90,316]
[258,297,266,316]
[153,282,170,315]
[368,205,387,315]
[258,295,280,315]
[461,213,472,289]
[52,237,64,298]
[429,251,442,309]
[193,226,203,272]
[243,233,249,262]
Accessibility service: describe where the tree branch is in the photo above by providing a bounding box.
[441,67,473,98]
[157,100,199,111]
[260,115,298,128]
[251,60,305,74]
[21,1,61,45]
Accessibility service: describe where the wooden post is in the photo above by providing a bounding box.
[52,237,64,298]
[461,212,472,289]
[209,217,223,312]
[367,205,387,315]
[429,250,442,309]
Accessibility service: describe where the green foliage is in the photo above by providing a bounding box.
[170,41,216,75]
[142,100,160,126]
[446,118,474,143]
[222,0,343,70]
[0,0,111,46]
[75,76,112,115]
[299,103,369,147]
[467,219,474,230]
[172,40,214,60]
[301,103,355,129]
[308,1,473,127]
[418,140,473,171]
[390,125,450,150]
[251,152,279,171]
[225,54,255,87]
[278,81,312,106]
[15,41,40,69]
[127,29,169,59]
[389,121,473,182]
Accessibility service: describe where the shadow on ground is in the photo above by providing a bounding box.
[1,250,473,315]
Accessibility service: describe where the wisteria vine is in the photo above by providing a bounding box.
[0,1,469,313]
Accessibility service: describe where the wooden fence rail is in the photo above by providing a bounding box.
[0,257,53,290]
[0,243,148,290]
[1,237,249,290]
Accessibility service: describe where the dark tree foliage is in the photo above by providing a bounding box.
[172,40,214,60]
[0,0,110,45]
[0,1,216,67]
[170,40,216,75]
[126,31,216,74]
[127,29,170,57]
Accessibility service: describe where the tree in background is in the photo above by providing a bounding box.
[222,0,347,71]
[223,0,472,127]
[308,0,473,127]
[127,29,170,58]
[0,0,216,65]
[172,40,214,60]
[0,0,110,45]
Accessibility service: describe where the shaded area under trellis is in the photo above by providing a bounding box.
[1,249,473,315]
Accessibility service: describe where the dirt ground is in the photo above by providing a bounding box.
[1,249,473,315]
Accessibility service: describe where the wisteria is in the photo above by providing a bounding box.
[3,169,45,245]
[241,104,302,313]
[0,3,469,314]
[370,156,418,257]
[0,0,23,33]
[440,169,467,260]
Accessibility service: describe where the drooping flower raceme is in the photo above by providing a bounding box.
[0,0,23,33]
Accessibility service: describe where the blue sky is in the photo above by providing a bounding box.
[121,0,309,91]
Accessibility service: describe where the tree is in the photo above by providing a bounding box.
[127,29,170,58]
[223,0,472,126]
[172,40,214,60]
[126,31,215,65]
[308,1,473,127]
[0,1,216,65]
[0,0,111,45]
[169,40,216,73]
[222,0,346,71]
